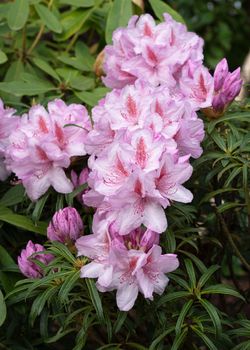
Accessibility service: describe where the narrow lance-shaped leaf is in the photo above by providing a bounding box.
[35,4,63,33]
[0,290,7,327]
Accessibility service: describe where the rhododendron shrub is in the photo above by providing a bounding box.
[0,2,249,349]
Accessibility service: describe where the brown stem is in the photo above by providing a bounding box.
[27,0,54,56]
[215,208,250,271]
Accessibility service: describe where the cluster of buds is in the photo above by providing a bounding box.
[18,207,84,278]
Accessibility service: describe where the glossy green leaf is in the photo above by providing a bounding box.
[157,291,191,308]
[0,185,25,207]
[60,9,92,40]
[105,0,133,44]
[59,0,95,6]
[35,4,63,33]
[184,259,196,289]
[32,57,61,81]
[0,80,56,96]
[7,0,29,30]
[198,265,220,288]
[85,279,104,323]
[149,326,175,350]
[201,284,245,301]
[149,0,185,24]
[175,300,193,335]
[0,290,6,327]
[0,50,7,64]
[171,328,188,350]
[0,205,47,235]
[192,327,217,350]
[199,299,222,336]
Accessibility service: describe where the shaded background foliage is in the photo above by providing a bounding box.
[0,0,249,349]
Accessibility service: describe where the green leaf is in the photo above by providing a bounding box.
[32,192,50,222]
[149,326,175,350]
[7,0,29,31]
[168,273,190,291]
[58,270,80,302]
[49,241,76,264]
[171,328,188,350]
[217,202,242,213]
[0,185,25,207]
[199,299,222,336]
[165,229,176,253]
[192,327,217,350]
[157,291,191,308]
[179,251,207,273]
[199,188,238,205]
[197,265,220,289]
[35,4,63,33]
[65,183,88,206]
[149,0,185,24]
[175,299,193,335]
[0,80,56,96]
[85,279,104,323]
[60,9,92,40]
[29,286,58,326]
[59,0,95,6]
[0,290,7,327]
[70,76,95,91]
[32,57,61,81]
[0,205,47,235]
[0,50,7,65]
[201,284,245,301]
[113,311,127,334]
[210,132,227,151]
[105,0,133,44]
[224,166,242,187]
[75,87,109,107]
[184,259,196,289]
[75,42,95,71]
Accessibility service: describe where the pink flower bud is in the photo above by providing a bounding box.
[211,62,243,115]
[47,207,83,243]
[18,240,53,278]
[213,58,228,92]
[71,168,89,204]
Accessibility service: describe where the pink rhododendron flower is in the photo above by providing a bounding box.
[18,240,53,278]
[76,216,179,311]
[103,13,213,110]
[6,99,91,201]
[47,207,83,243]
[0,99,20,181]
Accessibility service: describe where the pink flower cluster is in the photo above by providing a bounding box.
[83,81,199,235]
[10,12,243,311]
[5,99,91,200]
[76,214,179,311]
[0,100,20,181]
[103,14,214,110]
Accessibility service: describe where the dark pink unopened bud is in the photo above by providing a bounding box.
[213,58,228,92]
[18,240,53,278]
[211,58,243,114]
[47,207,83,243]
